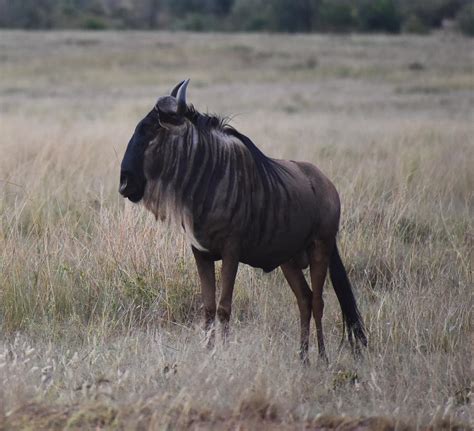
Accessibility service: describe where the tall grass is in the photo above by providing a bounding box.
[0,31,472,428]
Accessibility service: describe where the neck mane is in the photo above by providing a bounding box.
[143,106,289,229]
[185,105,285,179]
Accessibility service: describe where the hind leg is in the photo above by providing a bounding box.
[281,261,313,364]
[309,239,333,362]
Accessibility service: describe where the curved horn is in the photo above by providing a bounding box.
[170,80,185,97]
[176,78,190,114]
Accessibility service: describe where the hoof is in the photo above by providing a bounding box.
[201,327,215,350]
[299,350,310,366]
[318,351,329,365]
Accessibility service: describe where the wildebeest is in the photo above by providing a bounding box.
[119,79,367,362]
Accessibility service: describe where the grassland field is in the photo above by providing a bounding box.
[0,30,473,430]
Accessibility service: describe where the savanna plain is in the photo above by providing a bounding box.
[0,31,473,430]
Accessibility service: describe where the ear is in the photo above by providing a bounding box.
[154,79,190,129]
[155,96,179,115]
[155,96,184,129]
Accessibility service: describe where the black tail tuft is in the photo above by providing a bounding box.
[329,244,367,350]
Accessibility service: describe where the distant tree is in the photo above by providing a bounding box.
[166,0,234,16]
[0,0,60,28]
[456,2,474,35]
[317,0,357,32]
[231,0,320,32]
[269,0,314,32]
[231,0,272,31]
[357,0,402,33]
[399,0,466,28]
[205,0,235,15]
[0,0,469,34]
[146,0,160,28]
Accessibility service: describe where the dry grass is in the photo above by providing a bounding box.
[0,31,472,429]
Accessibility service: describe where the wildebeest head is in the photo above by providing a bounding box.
[119,79,190,202]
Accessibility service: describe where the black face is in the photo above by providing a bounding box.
[119,79,190,203]
[119,109,160,203]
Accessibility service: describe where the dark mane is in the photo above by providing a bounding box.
[185,105,229,131]
[185,105,289,188]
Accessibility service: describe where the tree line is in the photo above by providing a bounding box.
[0,0,473,35]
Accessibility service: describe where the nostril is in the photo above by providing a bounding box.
[119,171,144,202]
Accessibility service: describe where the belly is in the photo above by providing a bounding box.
[239,225,315,271]
[188,160,320,269]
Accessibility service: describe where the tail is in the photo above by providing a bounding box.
[329,244,367,350]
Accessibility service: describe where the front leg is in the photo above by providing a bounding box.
[192,247,216,348]
[217,249,239,343]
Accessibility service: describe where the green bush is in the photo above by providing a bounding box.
[402,14,430,34]
[456,3,474,36]
[231,0,317,32]
[269,0,314,32]
[241,16,269,31]
[82,17,107,30]
[318,1,357,32]
[174,13,220,31]
[357,0,402,33]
